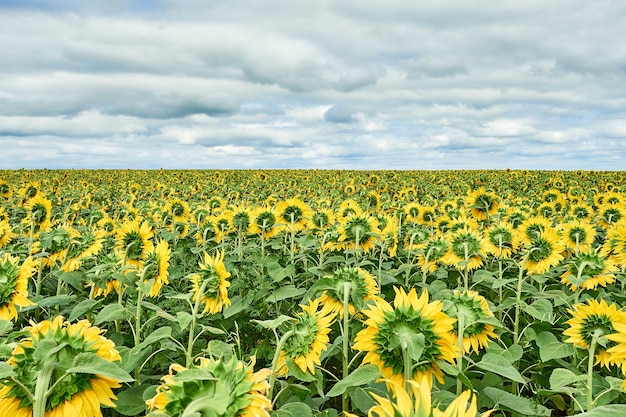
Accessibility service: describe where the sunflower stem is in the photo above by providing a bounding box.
[462,242,469,292]
[587,331,601,411]
[342,281,352,414]
[32,362,56,417]
[421,246,433,285]
[186,278,210,367]
[269,329,297,402]
[456,311,465,396]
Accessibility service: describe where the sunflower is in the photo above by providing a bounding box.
[597,203,624,229]
[444,290,497,354]
[337,212,381,253]
[359,374,494,417]
[22,194,52,235]
[353,287,458,387]
[600,222,626,267]
[0,180,11,198]
[250,206,283,239]
[366,190,382,212]
[465,187,500,221]
[336,199,363,223]
[0,221,15,249]
[0,316,128,417]
[417,204,437,226]
[114,218,154,269]
[276,298,336,376]
[142,239,171,297]
[403,202,422,224]
[378,215,399,257]
[230,205,252,235]
[417,237,449,274]
[277,197,313,232]
[434,214,453,235]
[522,228,565,275]
[211,210,234,243]
[311,208,336,232]
[62,227,106,272]
[206,195,226,214]
[164,198,191,224]
[403,224,432,252]
[483,221,518,259]
[443,227,487,272]
[19,181,40,201]
[607,322,626,377]
[560,219,596,255]
[447,213,479,234]
[0,254,36,321]
[568,202,593,220]
[190,251,231,314]
[564,299,626,369]
[517,216,553,246]
[89,253,123,298]
[317,267,379,317]
[560,251,618,291]
[148,355,271,417]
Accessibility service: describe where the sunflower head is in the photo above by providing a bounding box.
[190,251,231,314]
[443,227,487,272]
[522,228,565,275]
[276,298,336,376]
[114,219,154,269]
[318,267,379,317]
[0,316,129,417]
[560,251,617,291]
[564,299,626,369]
[443,290,497,354]
[353,287,458,387]
[142,239,171,298]
[466,187,500,221]
[337,213,381,253]
[0,254,37,321]
[147,355,271,417]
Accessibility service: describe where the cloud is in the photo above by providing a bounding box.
[1,1,625,169]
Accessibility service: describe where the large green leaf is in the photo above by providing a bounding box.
[68,352,134,382]
[484,387,551,416]
[95,303,130,325]
[572,405,626,416]
[326,364,380,397]
[476,353,525,384]
[536,331,575,362]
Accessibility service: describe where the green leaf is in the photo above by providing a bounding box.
[55,270,85,291]
[275,402,312,417]
[0,362,16,379]
[571,405,626,416]
[69,298,100,321]
[285,359,317,382]
[137,326,172,351]
[114,384,153,416]
[326,364,380,397]
[171,368,218,383]
[536,331,575,362]
[95,303,130,325]
[252,315,294,330]
[476,353,525,384]
[176,312,193,331]
[223,295,247,319]
[0,320,13,336]
[525,299,554,323]
[348,386,376,414]
[267,285,306,303]
[68,352,134,382]
[549,368,585,391]
[35,294,77,308]
[268,262,296,283]
[484,387,551,416]
[143,301,178,322]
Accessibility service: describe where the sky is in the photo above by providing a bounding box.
[1,0,625,170]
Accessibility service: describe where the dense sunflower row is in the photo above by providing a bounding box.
[0,170,625,417]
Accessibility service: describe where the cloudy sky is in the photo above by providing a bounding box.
[1,0,625,170]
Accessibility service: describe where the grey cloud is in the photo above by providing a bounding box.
[324,106,356,123]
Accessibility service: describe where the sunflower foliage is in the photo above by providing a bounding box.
[1,169,626,417]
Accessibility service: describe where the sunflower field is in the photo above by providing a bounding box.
[1,169,626,417]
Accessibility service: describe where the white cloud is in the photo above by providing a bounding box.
[1,1,625,169]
